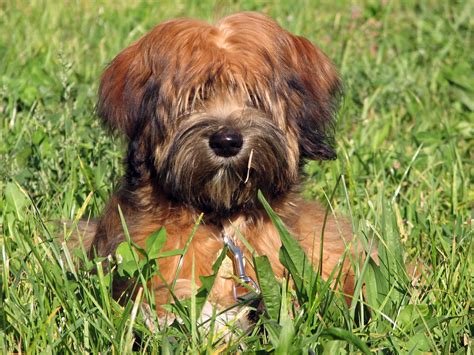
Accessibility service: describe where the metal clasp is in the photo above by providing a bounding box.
[222,234,260,301]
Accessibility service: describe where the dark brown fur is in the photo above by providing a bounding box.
[88,12,364,316]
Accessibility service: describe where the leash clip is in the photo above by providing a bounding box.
[222,234,260,301]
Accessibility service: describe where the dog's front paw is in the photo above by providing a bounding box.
[141,299,256,343]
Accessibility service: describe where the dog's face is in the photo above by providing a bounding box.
[97,12,340,215]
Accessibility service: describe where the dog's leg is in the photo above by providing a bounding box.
[148,243,253,338]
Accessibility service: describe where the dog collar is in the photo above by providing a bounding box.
[221,233,260,301]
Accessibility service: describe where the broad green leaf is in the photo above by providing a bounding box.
[404,332,431,353]
[146,227,167,260]
[254,255,281,320]
[321,327,370,355]
[275,317,295,355]
[116,242,139,277]
[117,205,147,258]
[322,340,348,354]
[412,315,455,334]
[279,247,305,299]
[5,182,29,221]
[116,242,138,263]
[258,191,316,301]
[264,320,282,348]
[397,304,430,332]
[363,257,385,310]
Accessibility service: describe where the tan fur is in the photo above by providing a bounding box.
[90,188,357,313]
[87,12,370,319]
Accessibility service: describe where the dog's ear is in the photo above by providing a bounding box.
[288,35,341,161]
[97,41,162,140]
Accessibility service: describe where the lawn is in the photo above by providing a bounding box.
[0,0,472,353]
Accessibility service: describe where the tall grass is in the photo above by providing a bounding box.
[1,0,472,352]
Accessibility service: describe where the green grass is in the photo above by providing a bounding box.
[1,0,472,353]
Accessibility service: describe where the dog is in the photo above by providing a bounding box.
[82,12,365,326]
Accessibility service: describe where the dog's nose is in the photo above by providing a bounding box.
[209,127,243,157]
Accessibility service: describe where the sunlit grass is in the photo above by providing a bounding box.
[1,0,472,352]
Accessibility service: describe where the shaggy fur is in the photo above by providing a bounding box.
[85,12,363,318]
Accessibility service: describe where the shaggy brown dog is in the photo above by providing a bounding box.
[88,12,361,319]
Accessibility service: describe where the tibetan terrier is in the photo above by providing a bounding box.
[83,12,367,324]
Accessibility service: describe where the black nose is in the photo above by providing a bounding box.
[209,127,243,157]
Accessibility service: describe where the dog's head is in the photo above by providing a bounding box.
[98,12,341,215]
